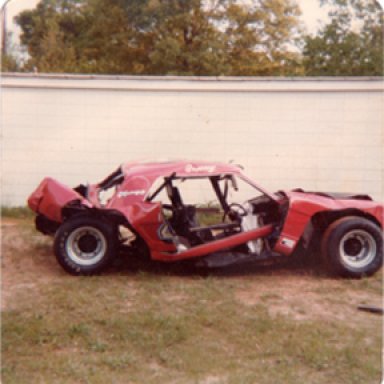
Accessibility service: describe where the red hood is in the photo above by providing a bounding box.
[28,178,91,222]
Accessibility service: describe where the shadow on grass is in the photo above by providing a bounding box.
[23,229,331,280]
[106,249,329,279]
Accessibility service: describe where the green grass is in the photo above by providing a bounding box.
[2,275,382,384]
[2,219,383,384]
[1,206,34,219]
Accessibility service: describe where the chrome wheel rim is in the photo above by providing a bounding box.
[339,229,376,270]
[66,226,107,266]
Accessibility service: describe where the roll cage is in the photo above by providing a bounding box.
[145,173,260,239]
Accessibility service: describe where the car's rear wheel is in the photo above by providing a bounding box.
[54,216,117,275]
[321,216,383,278]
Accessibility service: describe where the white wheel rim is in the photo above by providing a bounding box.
[339,229,376,270]
[66,226,107,266]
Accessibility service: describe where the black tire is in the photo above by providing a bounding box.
[321,216,383,278]
[54,215,117,275]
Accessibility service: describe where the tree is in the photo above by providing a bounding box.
[220,0,303,75]
[73,0,143,74]
[33,19,77,72]
[1,32,20,71]
[144,0,230,75]
[15,0,303,75]
[76,0,226,75]
[1,52,19,71]
[303,0,383,76]
[14,0,86,72]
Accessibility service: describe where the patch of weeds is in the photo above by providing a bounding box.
[108,311,189,355]
[196,211,223,226]
[101,353,136,370]
[1,206,34,219]
[67,323,90,339]
[259,292,281,302]
[88,340,108,353]
[2,311,61,350]
[355,275,383,295]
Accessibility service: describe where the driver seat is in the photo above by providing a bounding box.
[169,186,184,210]
[166,186,205,244]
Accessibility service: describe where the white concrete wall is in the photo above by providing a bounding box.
[1,74,383,206]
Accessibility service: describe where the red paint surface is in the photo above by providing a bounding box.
[273,190,384,255]
[27,178,90,222]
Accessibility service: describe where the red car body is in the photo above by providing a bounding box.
[28,160,383,277]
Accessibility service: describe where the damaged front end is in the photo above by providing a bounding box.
[28,177,92,234]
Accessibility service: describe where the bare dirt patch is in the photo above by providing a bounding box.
[1,218,68,311]
[235,273,382,328]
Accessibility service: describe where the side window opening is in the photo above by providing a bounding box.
[220,175,264,205]
[147,176,223,220]
[171,178,223,226]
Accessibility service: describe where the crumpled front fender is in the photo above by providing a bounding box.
[28,177,91,222]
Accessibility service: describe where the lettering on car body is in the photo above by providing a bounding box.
[117,190,146,198]
[185,164,216,173]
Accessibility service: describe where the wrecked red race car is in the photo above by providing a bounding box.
[28,160,383,278]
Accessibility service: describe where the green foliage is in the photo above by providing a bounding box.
[1,53,19,71]
[146,1,230,75]
[303,0,384,76]
[11,0,383,76]
[222,0,303,75]
[1,32,21,72]
[14,0,303,75]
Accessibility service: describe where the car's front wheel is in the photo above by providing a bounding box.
[54,216,117,275]
[322,216,383,278]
